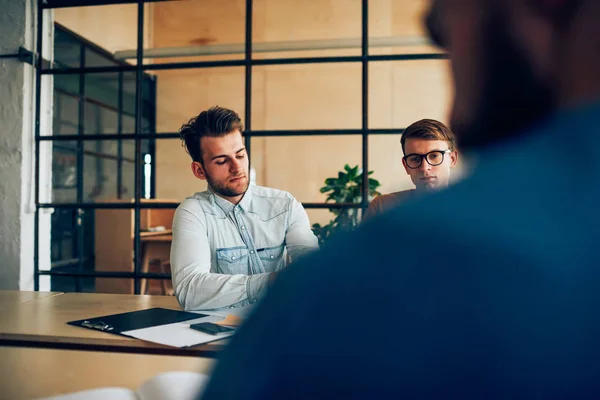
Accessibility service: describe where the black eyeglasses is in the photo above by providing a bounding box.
[403,150,451,169]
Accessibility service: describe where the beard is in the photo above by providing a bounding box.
[453,8,557,150]
[206,172,249,198]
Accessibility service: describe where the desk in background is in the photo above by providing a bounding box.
[0,346,214,400]
[95,199,178,294]
[0,291,227,357]
[140,231,173,295]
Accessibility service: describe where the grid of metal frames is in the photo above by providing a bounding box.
[34,0,448,293]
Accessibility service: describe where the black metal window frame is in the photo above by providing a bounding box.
[49,23,157,292]
[34,0,448,292]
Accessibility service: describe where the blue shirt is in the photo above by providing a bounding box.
[201,102,600,398]
[170,184,319,311]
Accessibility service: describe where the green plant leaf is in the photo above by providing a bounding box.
[316,164,382,245]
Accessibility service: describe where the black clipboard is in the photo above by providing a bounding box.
[68,307,207,334]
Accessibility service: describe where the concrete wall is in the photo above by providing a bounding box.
[0,0,52,290]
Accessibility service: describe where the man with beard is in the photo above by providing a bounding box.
[170,106,318,310]
[201,0,600,397]
[363,119,458,222]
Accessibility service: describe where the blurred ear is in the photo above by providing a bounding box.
[402,158,411,175]
[191,161,206,181]
[449,150,458,168]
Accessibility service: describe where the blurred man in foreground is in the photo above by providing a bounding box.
[202,0,600,398]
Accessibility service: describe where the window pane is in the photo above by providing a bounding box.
[138,0,245,66]
[53,74,80,136]
[53,24,82,68]
[251,135,362,203]
[369,0,443,56]
[253,0,361,60]
[51,141,79,203]
[154,67,244,133]
[50,140,138,204]
[154,137,208,201]
[47,208,80,270]
[85,48,119,68]
[47,276,98,293]
[44,201,176,295]
[83,73,123,135]
[43,208,97,293]
[51,70,154,136]
[369,60,452,129]
[84,72,154,135]
[95,204,176,295]
[368,134,415,196]
[52,4,139,64]
[83,84,121,136]
[252,63,361,130]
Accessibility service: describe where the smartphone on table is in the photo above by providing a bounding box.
[189,322,236,335]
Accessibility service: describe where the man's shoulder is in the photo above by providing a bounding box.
[364,189,415,221]
[250,185,294,200]
[373,189,415,206]
[175,191,213,216]
[247,186,298,219]
[178,191,211,206]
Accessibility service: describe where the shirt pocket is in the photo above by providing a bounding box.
[257,244,286,273]
[216,246,250,275]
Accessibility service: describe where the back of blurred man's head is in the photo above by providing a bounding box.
[426,0,600,149]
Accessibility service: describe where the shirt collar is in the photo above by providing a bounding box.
[209,184,253,216]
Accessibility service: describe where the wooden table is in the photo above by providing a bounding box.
[0,290,63,309]
[0,291,228,357]
[0,346,215,400]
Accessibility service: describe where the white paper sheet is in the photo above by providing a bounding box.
[38,373,209,400]
[121,315,234,348]
[137,371,209,400]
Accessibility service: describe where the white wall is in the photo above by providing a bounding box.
[0,0,52,290]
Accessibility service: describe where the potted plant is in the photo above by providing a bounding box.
[311,164,381,246]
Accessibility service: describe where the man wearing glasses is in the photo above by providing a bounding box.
[363,119,457,221]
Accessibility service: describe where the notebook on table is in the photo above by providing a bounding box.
[67,307,235,348]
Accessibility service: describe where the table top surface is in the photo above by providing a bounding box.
[0,290,63,308]
[0,345,215,400]
[140,228,172,235]
[141,234,173,242]
[0,291,228,356]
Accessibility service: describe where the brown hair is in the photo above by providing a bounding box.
[400,119,456,154]
[179,106,244,163]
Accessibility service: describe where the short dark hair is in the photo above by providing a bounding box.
[179,106,244,163]
[400,119,456,154]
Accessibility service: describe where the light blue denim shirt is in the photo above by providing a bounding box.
[170,184,319,310]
